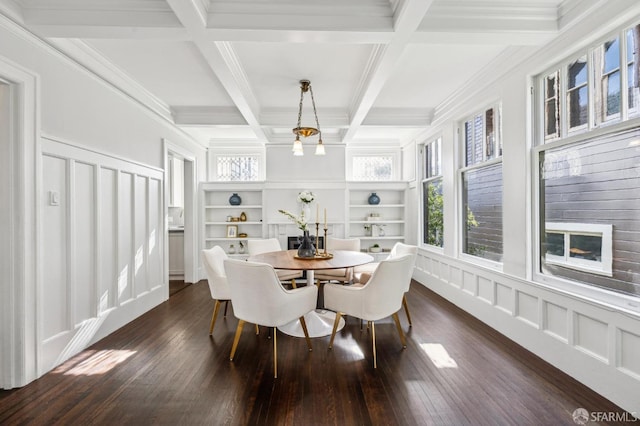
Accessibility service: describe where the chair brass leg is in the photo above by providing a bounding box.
[291,279,297,289]
[230,320,245,361]
[371,321,377,369]
[328,312,342,349]
[403,295,412,327]
[223,300,229,317]
[392,312,407,348]
[299,316,312,351]
[273,327,278,378]
[210,300,221,335]
[255,324,260,335]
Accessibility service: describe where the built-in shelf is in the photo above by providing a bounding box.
[347,183,407,252]
[201,183,265,254]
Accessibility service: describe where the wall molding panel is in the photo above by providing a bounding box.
[40,136,165,374]
[414,249,640,414]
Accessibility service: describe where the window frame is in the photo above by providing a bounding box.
[543,222,613,277]
[420,137,444,249]
[458,103,504,267]
[346,148,401,181]
[532,19,640,308]
[208,146,265,182]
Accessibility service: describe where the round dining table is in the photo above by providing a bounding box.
[248,249,374,337]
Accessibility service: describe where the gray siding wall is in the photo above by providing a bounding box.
[541,127,640,296]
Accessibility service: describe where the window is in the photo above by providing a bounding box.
[351,156,393,181]
[544,71,560,140]
[216,156,259,181]
[536,22,640,298]
[567,56,589,131]
[537,128,639,295]
[543,223,613,276]
[628,26,640,112]
[422,138,443,247]
[464,107,501,166]
[542,23,640,139]
[597,37,621,121]
[460,105,503,262]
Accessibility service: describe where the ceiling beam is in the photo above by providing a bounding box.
[165,0,267,141]
[342,0,436,143]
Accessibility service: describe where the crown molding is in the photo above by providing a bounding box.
[362,107,434,127]
[171,106,247,126]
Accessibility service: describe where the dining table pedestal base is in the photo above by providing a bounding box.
[278,309,345,338]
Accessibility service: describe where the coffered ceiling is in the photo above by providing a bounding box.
[2,0,598,148]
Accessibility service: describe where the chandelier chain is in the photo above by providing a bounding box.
[309,85,322,139]
[296,85,305,131]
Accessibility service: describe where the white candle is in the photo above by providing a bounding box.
[316,204,319,223]
[324,208,327,228]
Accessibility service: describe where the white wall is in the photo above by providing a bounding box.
[0,14,206,386]
[266,144,346,182]
[407,4,640,414]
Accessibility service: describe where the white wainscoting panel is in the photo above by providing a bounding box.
[413,249,640,414]
[42,154,68,341]
[99,167,117,314]
[118,172,134,304]
[618,329,640,379]
[477,277,493,304]
[462,271,476,296]
[39,137,165,374]
[516,291,539,328]
[73,161,95,324]
[495,282,513,314]
[543,301,569,342]
[574,313,609,362]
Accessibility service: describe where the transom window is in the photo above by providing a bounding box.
[351,155,393,181]
[542,23,640,141]
[216,156,259,181]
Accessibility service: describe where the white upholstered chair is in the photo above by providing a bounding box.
[353,242,418,326]
[324,254,415,368]
[314,237,361,285]
[247,238,303,287]
[201,246,232,335]
[224,258,318,378]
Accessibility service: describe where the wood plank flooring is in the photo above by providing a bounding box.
[0,280,630,425]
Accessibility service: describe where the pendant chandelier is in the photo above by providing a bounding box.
[292,80,325,156]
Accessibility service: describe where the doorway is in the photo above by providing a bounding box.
[164,140,197,295]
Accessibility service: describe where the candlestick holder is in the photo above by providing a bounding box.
[315,222,320,255]
[323,227,328,255]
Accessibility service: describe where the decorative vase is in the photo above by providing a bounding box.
[229,193,241,205]
[240,212,247,221]
[300,203,311,222]
[228,244,236,254]
[238,243,245,254]
[368,193,380,205]
[297,230,315,258]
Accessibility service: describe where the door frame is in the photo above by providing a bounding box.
[163,139,198,285]
[0,58,40,388]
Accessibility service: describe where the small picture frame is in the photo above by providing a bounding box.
[226,225,238,238]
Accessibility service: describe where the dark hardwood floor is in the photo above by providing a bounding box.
[0,280,631,425]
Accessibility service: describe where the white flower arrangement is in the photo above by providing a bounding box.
[297,190,315,204]
[278,209,308,231]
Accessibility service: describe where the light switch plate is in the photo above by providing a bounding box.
[49,190,60,206]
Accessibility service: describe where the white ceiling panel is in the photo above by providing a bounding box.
[86,39,235,107]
